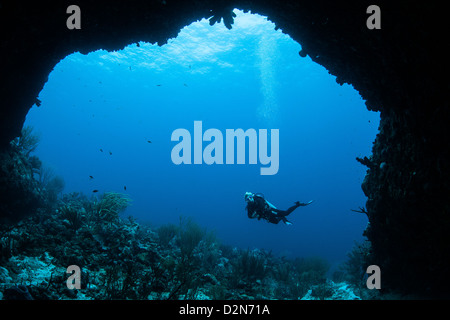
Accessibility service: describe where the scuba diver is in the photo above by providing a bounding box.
[244,192,313,225]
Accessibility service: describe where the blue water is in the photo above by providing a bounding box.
[24,10,379,268]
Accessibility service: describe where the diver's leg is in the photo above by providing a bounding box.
[272,215,292,225]
[268,215,282,224]
[285,203,301,216]
[273,203,301,217]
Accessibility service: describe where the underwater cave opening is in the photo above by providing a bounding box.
[22,9,380,267]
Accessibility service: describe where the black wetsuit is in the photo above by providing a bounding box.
[246,194,301,224]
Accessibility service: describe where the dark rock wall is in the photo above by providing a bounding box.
[363,107,450,295]
[0,0,448,296]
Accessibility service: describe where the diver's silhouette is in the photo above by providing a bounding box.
[244,192,313,225]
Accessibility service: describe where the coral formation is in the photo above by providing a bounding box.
[0,192,361,300]
[0,132,383,300]
[301,280,361,300]
[208,5,237,30]
[0,127,46,224]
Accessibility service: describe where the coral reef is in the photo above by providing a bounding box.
[0,193,362,300]
[301,280,361,300]
[0,126,66,225]
[0,127,47,224]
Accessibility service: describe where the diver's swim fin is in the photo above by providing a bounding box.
[296,200,314,206]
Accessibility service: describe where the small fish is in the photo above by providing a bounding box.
[109,151,112,155]
[184,83,188,87]
[35,98,42,107]
[147,140,152,144]
[93,190,99,193]
[89,176,94,180]
[156,84,161,86]
[129,66,132,71]
[124,186,127,191]
[100,149,103,152]
[136,42,140,47]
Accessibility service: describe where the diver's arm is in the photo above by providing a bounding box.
[248,210,258,219]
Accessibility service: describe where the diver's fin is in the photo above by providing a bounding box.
[297,200,314,206]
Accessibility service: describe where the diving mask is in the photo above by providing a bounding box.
[244,192,254,202]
